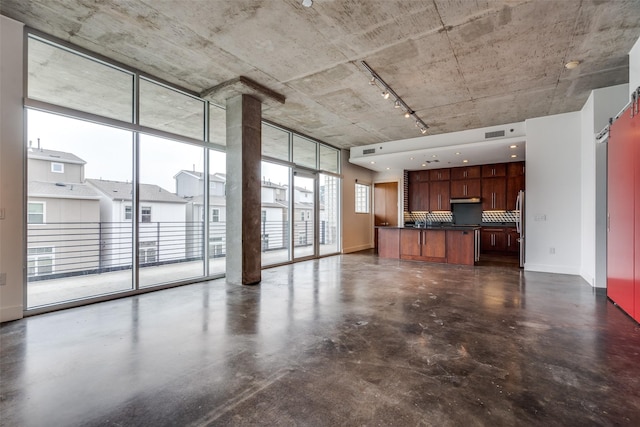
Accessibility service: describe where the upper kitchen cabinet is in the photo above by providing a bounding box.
[451,166,481,180]
[482,163,507,178]
[408,181,430,212]
[450,178,481,198]
[506,162,525,210]
[429,168,450,181]
[507,162,525,176]
[408,170,429,183]
[429,181,450,211]
[450,166,481,198]
[482,177,506,210]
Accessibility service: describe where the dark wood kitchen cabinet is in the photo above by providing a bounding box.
[506,162,525,210]
[429,168,450,181]
[408,181,429,211]
[482,163,506,178]
[481,177,506,210]
[429,181,450,211]
[481,227,506,253]
[450,178,481,198]
[400,228,446,262]
[505,228,520,254]
[451,165,481,180]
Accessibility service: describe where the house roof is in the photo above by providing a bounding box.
[188,195,227,207]
[86,179,187,204]
[27,148,86,165]
[262,180,287,190]
[28,181,101,200]
[174,170,226,183]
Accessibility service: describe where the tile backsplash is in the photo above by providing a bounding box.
[405,210,518,224]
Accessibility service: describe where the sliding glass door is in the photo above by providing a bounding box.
[293,172,316,260]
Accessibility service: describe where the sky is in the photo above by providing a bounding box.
[28,110,290,192]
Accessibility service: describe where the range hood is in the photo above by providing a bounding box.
[450,197,481,204]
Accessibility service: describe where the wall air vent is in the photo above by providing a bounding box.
[485,130,506,139]
[363,148,376,155]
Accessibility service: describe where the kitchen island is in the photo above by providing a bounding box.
[377,225,480,266]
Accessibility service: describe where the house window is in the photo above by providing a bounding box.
[141,206,151,223]
[261,210,267,223]
[27,202,45,224]
[27,247,54,276]
[51,162,64,173]
[300,211,305,221]
[139,241,157,264]
[211,208,220,222]
[124,206,132,220]
[209,237,224,257]
[355,183,370,213]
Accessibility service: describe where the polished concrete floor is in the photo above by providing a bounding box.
[2,251,640,426]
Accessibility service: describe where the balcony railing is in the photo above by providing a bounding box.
[27,220,336,281]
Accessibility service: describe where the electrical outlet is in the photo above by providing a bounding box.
[549,247,555,254]
[0,208,5,220]
[0,273,6,286]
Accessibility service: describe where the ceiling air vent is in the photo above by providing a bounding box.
[363,148,376,155]
[485,130,505,139]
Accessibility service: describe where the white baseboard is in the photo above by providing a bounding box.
[524,264,581,275]
[342,243,373,254]
[1,305,23,323]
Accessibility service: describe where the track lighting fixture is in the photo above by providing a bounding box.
[361,60,429,135]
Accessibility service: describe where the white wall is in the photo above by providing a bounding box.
[0,16,25,322]
[630,36,640,96]
[580,85,629,288]
[341,150,374,253]
[524,112,583,274]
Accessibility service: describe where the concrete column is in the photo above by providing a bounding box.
[201,76,284,286]
[225,94,262,285]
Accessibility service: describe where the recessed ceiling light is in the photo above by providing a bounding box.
[410,157,415,160]
[511,154,517,158]
[421,163,426,167]
[455,152,461,155]
[463,159,469,163]
[565,60,580,69]
[432,155,437,158]
[370,161,376,164]
[386,167,390,170]
[302,0,313,7]
[510,145,517,148]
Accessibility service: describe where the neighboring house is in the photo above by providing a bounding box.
[261,180,289,251]
[175,170,227,257]
[175,170,292,253]
[27,148,101,279]
[293,185,314,246]
[87,179,189,267]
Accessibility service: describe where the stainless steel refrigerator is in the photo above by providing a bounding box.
[515,190,525,268]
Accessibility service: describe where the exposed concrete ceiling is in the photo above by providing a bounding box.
[2,0,640,153]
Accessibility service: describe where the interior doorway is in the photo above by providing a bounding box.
[374,182,398,251]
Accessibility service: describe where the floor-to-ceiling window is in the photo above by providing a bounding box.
[24,31,340,311]
[26,111,134,308]
[25,33,224,310]
[261,124,341,264]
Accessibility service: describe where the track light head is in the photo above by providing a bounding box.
[404,111,411,118]
[421,128,427,134]
[369,77,376,85]
[394,100,401,108]
[382,91,390,99]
